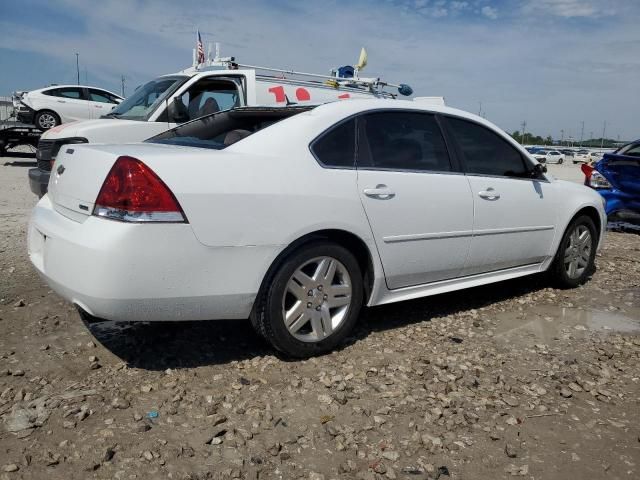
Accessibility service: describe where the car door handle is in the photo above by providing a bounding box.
[57,100,66,103]
[94,105,103,108]
[363,184,395,200]
[478,188,500,200]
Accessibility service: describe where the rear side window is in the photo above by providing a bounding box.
[44,88,84,99]
[311,118,356,168]
[358,111,451,172]
[446,117,528,177]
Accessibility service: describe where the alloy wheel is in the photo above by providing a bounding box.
[282,256,352,342]
[38,113,57,129]
[563,225,592,279]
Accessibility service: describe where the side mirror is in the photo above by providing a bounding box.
[166,97,189,124]
[532,162,547,178]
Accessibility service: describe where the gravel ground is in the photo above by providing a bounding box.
[0,153,638,480]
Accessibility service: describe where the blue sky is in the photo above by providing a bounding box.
[0,0,638,139]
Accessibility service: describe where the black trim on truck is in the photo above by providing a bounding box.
[29,137,88,197]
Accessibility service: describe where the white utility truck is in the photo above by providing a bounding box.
[29,50,415,196]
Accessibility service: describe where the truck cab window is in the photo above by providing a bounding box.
[178,79,241,121]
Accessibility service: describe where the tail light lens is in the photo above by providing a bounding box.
[581,163,611,189]
[93,156,187,223]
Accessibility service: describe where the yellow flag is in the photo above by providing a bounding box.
[355,47,367,70]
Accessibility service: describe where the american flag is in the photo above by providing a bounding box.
[196,30,205,64]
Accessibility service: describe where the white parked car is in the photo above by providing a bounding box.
[533,149,565,164]
[28,100,606,357]
[573,150,603,164]
[15,85,123,130]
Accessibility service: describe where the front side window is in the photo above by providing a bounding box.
[176,79,241,122]
[446,117,529,177]
[89,89,119,104]
[358,111,451,172]
[108,76,187,120]
[45,87,83,99]
[310,118,356,168]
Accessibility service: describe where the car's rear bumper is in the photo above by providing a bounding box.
[28,168,50,197]
[28,196,281,321]
[16,102,35,124]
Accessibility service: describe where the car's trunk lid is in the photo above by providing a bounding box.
[47,145,121,220]
[597,153,640,196]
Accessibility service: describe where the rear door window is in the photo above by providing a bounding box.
[358,111,451,172]
[44,87,84,100]
[446,117,529,178]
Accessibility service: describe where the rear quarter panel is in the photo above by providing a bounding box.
[143,146,375,249]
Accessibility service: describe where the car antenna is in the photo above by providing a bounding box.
[284,95,297,106]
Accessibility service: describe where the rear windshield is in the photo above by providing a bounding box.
[148,106,313,150]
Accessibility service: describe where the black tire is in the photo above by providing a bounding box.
[558,158,563,165]
[252,241,363,358]
[573,160,578,164]
[34,110,61,131]
[550,215,597,288]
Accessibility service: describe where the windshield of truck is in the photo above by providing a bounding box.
[106,75,187,120]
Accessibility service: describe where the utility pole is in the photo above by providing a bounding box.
[560,129,564,146]
[478,101,482,116]
[579,121,584,147]
[75,53,80,85]
[590,131,594,147]
[520,120,527,145]
[121,75,126,97]
[600,121,606,149]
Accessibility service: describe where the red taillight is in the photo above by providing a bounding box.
[93,156,186,223]
[581,163,593,185]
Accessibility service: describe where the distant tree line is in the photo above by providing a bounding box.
[510,131,623,148]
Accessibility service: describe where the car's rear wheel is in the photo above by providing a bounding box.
[252,241,363,358]
[35,110,60,131]
[558,158,563,164]
[550,215,597,288]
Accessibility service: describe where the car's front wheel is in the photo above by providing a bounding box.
[35,110,60,130]
[550,215,597,288]
[252,241,363,358]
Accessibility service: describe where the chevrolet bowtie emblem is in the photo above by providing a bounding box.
[57,164,65,175]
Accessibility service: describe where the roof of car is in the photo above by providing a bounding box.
[34,85,122,97]
[307,98,495,127]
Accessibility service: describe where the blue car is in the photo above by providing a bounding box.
[582,139,640,224]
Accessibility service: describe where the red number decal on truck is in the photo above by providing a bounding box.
[268,86,286,103]
[295,88,311,101]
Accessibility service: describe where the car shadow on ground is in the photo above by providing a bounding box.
[87,273,551,371]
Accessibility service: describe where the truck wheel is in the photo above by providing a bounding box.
[35,111,60,131]
[252,241,363,358]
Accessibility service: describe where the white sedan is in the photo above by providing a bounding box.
[28,100,606,357]
[15,85,123,130]
[533,149,565,164]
